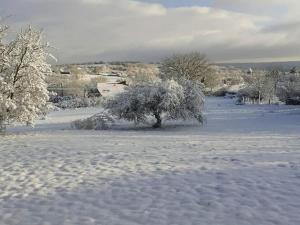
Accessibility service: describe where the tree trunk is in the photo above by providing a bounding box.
[153,113,162,128]
[0,119,6,134]
[61,83,64,97]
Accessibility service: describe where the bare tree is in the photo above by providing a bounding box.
[265,68,282,103]
[160,52,211,81]
[243,71,266,104]
[267,68,281,86]
[203,67,220,92]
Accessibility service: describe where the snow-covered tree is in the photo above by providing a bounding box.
[104,78,204,128]
[0,26,52,132]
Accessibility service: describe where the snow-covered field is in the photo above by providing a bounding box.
[1,97,300,225]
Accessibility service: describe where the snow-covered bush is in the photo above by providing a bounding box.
[180,79,206,123]
[103,78,204,128]
[236,87,259,104]
[277,74,300,105]
[0,25,52,131]
[71,112,115,130]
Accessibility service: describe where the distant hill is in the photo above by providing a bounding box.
[217,61,300,71]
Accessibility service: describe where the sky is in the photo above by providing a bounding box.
[1,0,300,64]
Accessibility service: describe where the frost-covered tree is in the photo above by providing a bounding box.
[104,78,204,128]
[0,26,52,132]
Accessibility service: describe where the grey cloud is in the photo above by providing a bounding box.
[263,21,300,33]
[1,0,300,63]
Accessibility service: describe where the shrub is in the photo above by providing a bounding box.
[71,112,115,130]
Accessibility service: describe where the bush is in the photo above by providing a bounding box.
[71,112,115,130]
[277,74,300,104]
[286,97,300,105]
[213,87,228,97]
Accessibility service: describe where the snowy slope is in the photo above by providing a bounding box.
[1,98,300,225]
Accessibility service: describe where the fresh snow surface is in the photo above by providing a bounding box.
[1,97,300,225]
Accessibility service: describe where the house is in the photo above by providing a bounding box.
[59,68,71,75]
[247,68,253,75]
[97,83,125,97]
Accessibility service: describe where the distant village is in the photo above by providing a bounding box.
[47,61,300,107]
[49,62,152,98]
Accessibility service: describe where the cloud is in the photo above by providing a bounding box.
[1,0,300,63]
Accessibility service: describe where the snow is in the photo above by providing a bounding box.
[1,97,300,225]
